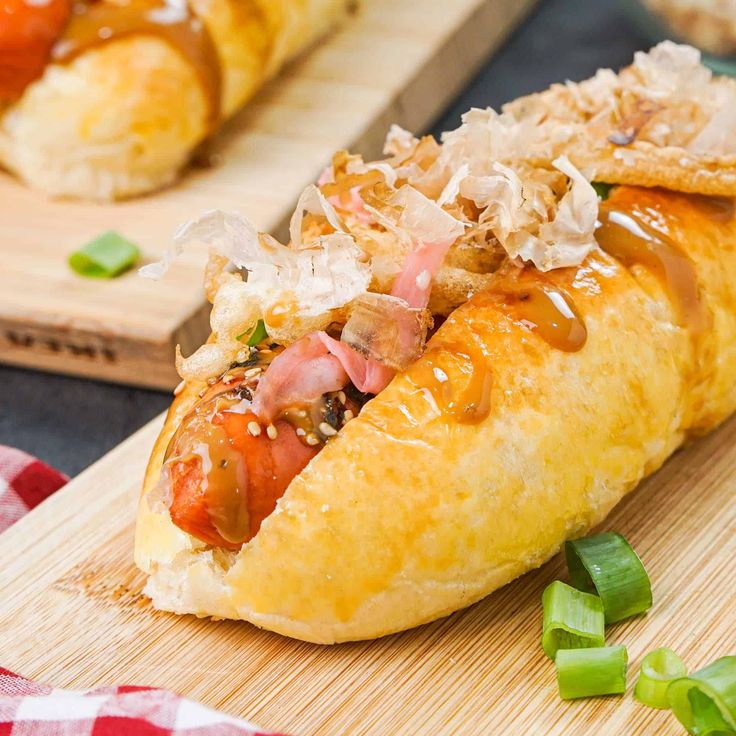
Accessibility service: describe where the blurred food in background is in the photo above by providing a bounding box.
[0,0,353,201]
[623,0,736,73]
[643,0,736,56]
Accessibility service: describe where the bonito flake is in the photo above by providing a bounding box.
[364,185,465,248]
[145,42,735,382]
[505,157,598,271]
[164,208,371,380]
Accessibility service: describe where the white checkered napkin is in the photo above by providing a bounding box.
[0,668,290,736]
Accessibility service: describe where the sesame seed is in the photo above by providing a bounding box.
[296,428,306,436]
[247,421,262,436]
[207,377,217,386]
[173,380,186,396]
[343,409,355,422]
[306,434,320,446]
[235,349,247,363]
[433,367,449,383]
[244,367,261,379]
[266,424,278,439]
[319,422,338,437]
[337,391,346,404]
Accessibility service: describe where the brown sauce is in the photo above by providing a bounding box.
[165,364,360,545]
[476,271,588,353]
[263,297,299,330]
[407,342,492,425]
[281,405,316,437]
[282,392,361,446]
[687,195,735,224]
[185,419,250,544]
[52,0,222,126]
[166,388,251,545]
[596,201,709,335]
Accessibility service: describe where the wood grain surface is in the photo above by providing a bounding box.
[0,410,733,735]
[0,0,536,390]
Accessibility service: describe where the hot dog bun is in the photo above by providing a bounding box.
[0,0,349,200]
[136,186,736,643]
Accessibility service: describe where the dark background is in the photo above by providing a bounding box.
[0,0,650,476]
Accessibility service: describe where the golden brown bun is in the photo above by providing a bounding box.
[135,187,736,642]
[0,0,349,200]
[569,142,736,198]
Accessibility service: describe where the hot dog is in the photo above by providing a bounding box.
[164,356,363,548]
[135,43,736,643]
[0,0,350,200]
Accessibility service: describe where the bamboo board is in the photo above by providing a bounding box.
[0,0,535,390]
[0,413,734,735]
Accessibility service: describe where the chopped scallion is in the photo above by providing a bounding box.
[565,532,652,623]
[555,646,628,700]
[667,657,736,735]
[592,182,614,200]
[236,320,268,347]
[634,647,688,709]
[69,231,140,278]
[542,580,605,660]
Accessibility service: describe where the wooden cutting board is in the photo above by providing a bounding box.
[0,412,734,735]
[0,0,536,390]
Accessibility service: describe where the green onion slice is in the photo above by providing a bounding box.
[565,532,652,623]
[541,580,605,660]
[555,646,628,700]
[592,182,614,200]
[688,688,735,736]
[634,647,688,709]
[236,320,268,347]
[69,231,140,278]
[667,657,736,735]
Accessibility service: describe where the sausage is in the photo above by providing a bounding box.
[164,368,358,548]
[0,0,70,101]
[0,0,349,199]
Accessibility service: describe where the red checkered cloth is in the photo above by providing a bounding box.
[0,446,289,736]
[0,445,68,533]
[0,669,286,735]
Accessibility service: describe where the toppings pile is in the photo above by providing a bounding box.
[196,348,361,446]
[143,42,736,425]
[503,41,736,194]
[505,41,736,155]
[146,42,736,550]
[641,0,736,59]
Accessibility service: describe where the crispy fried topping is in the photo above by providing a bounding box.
[144,43,735,382]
